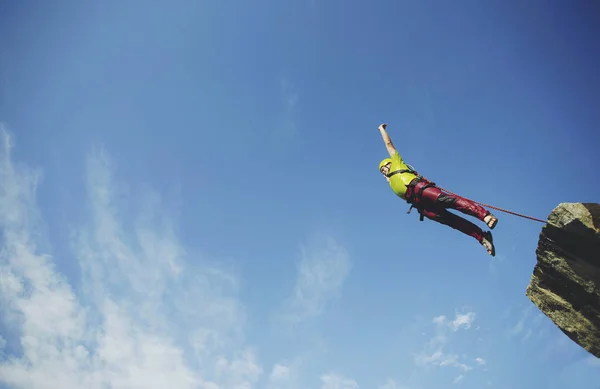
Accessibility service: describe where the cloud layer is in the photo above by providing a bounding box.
[0,131,261,388]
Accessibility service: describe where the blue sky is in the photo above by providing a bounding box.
[1,0,600,388]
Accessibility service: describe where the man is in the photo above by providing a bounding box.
[377,123,498,256]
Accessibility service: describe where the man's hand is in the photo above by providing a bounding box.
[378,123,387,132]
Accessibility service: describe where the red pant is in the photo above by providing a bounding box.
[406,179,490,242]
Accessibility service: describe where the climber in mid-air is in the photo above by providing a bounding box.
[376,123,498,256]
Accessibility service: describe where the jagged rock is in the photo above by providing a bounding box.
[526,202,600,358]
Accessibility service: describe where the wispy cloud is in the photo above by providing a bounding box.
[450,312,476,331]
[321,373,359,389]
[378,379,405,389]
[318,374,408,389]
[415,310,483,383]
[432,315,446,325]
[282,234,351,323]
[452,374,464,384]
[506,304,549,345]
[432,311,476,331]
[0,128,262,388]
[507,306,530,338]
[270,363,291,382]
[267,361,304,389]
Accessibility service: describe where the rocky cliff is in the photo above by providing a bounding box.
[526,202,600,358]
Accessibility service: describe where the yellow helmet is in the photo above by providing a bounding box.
[379,158,392,172]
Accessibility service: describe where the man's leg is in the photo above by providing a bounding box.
[421,187,497,229]
[420,207,485,242]
[420,207,496,256]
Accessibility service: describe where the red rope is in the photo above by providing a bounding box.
[416,174,547,224]
[438,186,547,223]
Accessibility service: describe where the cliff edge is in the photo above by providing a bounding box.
[526,202,600,358]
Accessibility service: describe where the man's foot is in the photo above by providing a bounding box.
[481,231,495,256]
[484,213,498,229]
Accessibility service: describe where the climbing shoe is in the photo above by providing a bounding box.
[481,231,495,257]
[484,213,498,230]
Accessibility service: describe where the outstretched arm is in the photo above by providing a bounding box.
[378,123,397,157]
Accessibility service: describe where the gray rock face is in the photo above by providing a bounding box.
[526,202,600,358]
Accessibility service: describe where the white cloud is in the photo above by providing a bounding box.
[416,350,443,365]
[508,307,528,337]
[378,379,396,389]
[438,354,472,372]
[506,305,550,345]
[321,373,359,389]
[439,355,456,367]
[268,363,296,389]
[414,310,480,382]
[270,364,291,381]
[282,234,351,322]
[450,312,476,331]
[378,379,412,389]
[267,359,308,389]
[0,129,262,389]
[378,379,402,389]
[452,375,464,384]
[475,357,486,366]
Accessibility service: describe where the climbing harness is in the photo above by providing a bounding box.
[387,165,547,224]
[386,169,415,178]
[405,179,437,221]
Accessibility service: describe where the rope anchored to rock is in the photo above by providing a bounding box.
[436,185,547,224]
[405,164,547,224]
